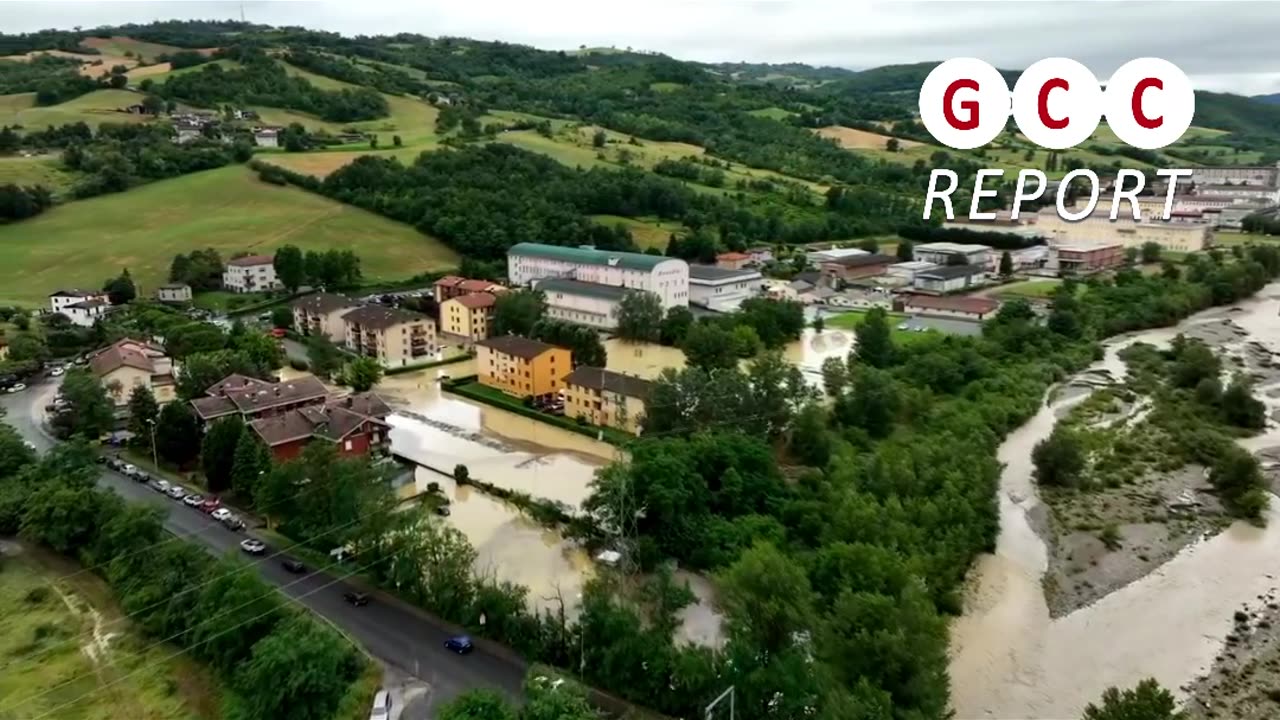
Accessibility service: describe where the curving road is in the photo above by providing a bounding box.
[1,380,525,718]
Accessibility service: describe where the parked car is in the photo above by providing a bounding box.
[210,508,232,522]
[152,479,171,494]
[132,471,150,483]
[183,494,204,508]
[239,538,267,555]
[343,591,370,607]
[199,497,221,514]
[369,690,392,720]
[49,367,64,377]
[444,635,474,655]
[281,559,306,574]
[220,513,245,531]
[6,383,27,393]
[121,463,138,477]
[166,485,187,500]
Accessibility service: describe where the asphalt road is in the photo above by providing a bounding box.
[1,380,526,717]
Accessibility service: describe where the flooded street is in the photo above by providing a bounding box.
[603,326,855,385]
[949,286,1280,718]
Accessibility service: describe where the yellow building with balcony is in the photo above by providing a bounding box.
[475,336,570,399]
[562,367,652,434]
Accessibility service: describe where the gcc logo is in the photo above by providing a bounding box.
[919,57,1195,151]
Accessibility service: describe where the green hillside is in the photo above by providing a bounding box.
[0,165,456,306]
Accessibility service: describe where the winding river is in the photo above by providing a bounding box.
[949,285,1280,718]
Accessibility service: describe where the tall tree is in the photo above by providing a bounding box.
[1032,427,1085,487]
[615,290,664,342]
[126,385,159,448]
[999,250,1014,277]
[855,307,894,368]
[660,306,694,346]
[231,431,271,502]
[156,401,201,467]
[52,369,113,440]
[201,416,246,493]
[102,268,137,305]
[233,615,356,720]
[492,289,546,337]
[718,541,816,655]
[681,321,738,370]
[273,245,306,293]
[1082,679,1184,720]
[896,238,914,262]
[437,690,516,720]
[305,334,343,379]
[342,356,383,392]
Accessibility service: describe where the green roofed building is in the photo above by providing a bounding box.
[507,242,689,310]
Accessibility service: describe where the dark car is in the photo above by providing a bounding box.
[281,559,306,574]
[444,635,474,655]
[343,591,370,607]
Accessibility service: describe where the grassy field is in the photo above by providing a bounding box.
[816,125,923,151]
[748,106,796,120]
[258,146,428,177]
[590,214,685,250]
[0,547,222,720]
[128,58,243,83]
[0,154,79,193]
[994,279,1063,298]
[825,309,920,341]
[80,36,187,62]
[0,165,458,306]
[0,89,150,128]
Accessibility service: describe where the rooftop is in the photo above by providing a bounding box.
[535,278,631,302]
[49,289,105,298]
[341,304,430,330]
[226,375,329,415]
[902,294,999,315]
[449,292,497,309]
[66,299,110,310]
[509,242,674,272]
[822,253,897,268]
[206,374,274,397]
[158,283,191,290]
[293,292,360,315]
[458,279,502,292]
[226,254,275,267]
[434,275,465,288]
[688,265,763,282]
[89,338,166,377]
[716,252,751,261]
[915,242,994,253]
[916,265,985,280]
[563,367,653,399]
[477,335,560,360]
[889,261,940,271]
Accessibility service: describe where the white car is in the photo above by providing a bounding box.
[897,322,910,330]
[166,485,187,500]
[210,508,232,522]
[183,494,204,508]
[369,690,392,720]
[121,463,139,476]
[6,383,26,393]
[152,479,171,493]
[49,367,64,377]
[239,538,266,555]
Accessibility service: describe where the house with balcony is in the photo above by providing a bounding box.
[476,335,571,400]
[340,305,437,368]
[222,254,281,293]
[562,367,652,434]
[292,293,361,342]
[440,292,497,342]
[88,338,176,407]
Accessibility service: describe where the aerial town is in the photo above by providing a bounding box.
[2,9,1280,720]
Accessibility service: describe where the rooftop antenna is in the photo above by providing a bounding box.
[240,2,246,23]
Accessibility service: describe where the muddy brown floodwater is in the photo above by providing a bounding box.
[949,285,1280,719]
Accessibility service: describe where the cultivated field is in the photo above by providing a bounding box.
[590,214,686,250]
[260,146,428,177]
[0,89,150,127]
[79,35,194,62]
[0,165,457,306]
[0,154,78,193]
[815,125,923,150]
[129,58,243,83]
[0,547,222,720]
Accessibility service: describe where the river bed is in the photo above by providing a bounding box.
[949,285,1280,718]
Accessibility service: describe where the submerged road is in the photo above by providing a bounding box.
[1,380,526,717]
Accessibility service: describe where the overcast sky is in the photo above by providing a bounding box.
[7,1,1280,95]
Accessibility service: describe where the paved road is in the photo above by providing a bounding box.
[1,381,525,718]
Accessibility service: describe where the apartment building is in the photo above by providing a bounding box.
[222,255,281,294]
[341,305,437,369]
[439,292,497,341]
[292,293,361,342]
[49,289,110,326]
[563,366,653,434]
[88,338,176,407]
[475,335,571,399]
[433,276,506,304]
[507,242,689,309]
[1049,243,1126,276]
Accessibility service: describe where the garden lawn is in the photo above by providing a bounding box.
[825,309,918,342]
[995,279,1064,298]
[0,165,457,307]
[0,550,222,720]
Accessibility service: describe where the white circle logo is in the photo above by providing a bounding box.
[918,58,1011,150]
[1103,57,1195,149]
[1012,58,1103,150]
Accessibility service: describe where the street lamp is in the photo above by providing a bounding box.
[145,418,158,468]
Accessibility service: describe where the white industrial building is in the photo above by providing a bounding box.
[534,278,631,330]
[805,247,867,266]
[886,261,941,283]
[913,242,993,268]
[687,265,763,312]
[508,243,688,309]
[1190,163,1280,188]
[912,265,986,294]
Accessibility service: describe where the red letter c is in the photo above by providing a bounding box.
[943,79,980,131]
[1038,78,1069,130]
[1133,77,1163,129]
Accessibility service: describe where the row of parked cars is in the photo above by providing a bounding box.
[103,456,246,531]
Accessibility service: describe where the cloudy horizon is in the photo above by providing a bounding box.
[5,0,1280,96]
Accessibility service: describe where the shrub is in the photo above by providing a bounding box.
[23,586,49,604]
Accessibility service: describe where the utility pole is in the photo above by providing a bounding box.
[147,418,158,469]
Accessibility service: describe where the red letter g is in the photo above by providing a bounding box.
[943,79,980,131]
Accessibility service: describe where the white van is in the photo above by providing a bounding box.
[369,690,391,720]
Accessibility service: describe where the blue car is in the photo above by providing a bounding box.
[444,635,473,655]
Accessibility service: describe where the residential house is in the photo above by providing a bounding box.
[911,265,986,294]
[475,335,571,399]
[433,276,506,304]
[534,278,630,330]
[715,252,752,271]
[898,294,1001,321]
[819,253,897,285]
[49,289,109,316]
[62,298,111,327]
[687,265,763,312]
[292,293,361,343]
[563,367,653,434]
[341,305,437,368]
[88,338,176,407]
[746,245,774,265]
[253,128,280,148]
[1049,243,1125,276]
[913,242,994,267]
[440,292,497,342]
[190,374,330,425]
[507,242,689,309]
[156,283,193,303]
[222,255,281,294]
[248,392,392,462]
